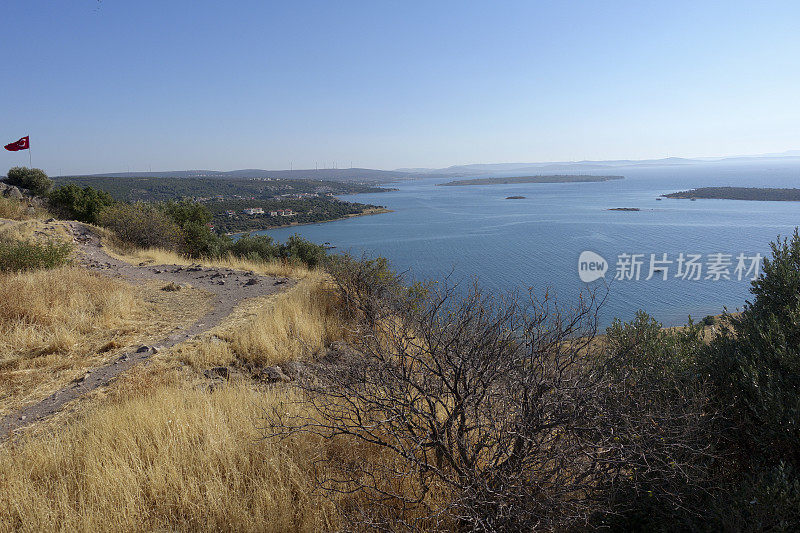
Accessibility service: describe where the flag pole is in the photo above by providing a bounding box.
[28,136,32,167]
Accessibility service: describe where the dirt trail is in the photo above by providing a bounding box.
[0,221,295,439]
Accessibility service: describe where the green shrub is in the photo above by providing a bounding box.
[280,233,326,267]
[0,238,72,272]
[598,312,715,530]
[98,203,183,251]
[160,200,212,228]
[180,221,230,258]
[228,234,280,262]
[49,184,116,224]
[5,167,53,196]
[704,229,800,468]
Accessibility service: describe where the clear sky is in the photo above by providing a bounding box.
[2,1,799,175]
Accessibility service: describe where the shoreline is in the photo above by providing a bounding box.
[224,207,393,237]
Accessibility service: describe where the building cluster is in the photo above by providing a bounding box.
[236,208,295,217]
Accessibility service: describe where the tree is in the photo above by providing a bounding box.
[5,167,53,195]
[49,184,115,224]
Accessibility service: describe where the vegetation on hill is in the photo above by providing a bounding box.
[1,173,799,530]
[439,174,624,186]
[48,183,116,224]
[49,174,392,233]
[53,175,391,202]
[664,186,800,201]
[208,198,387,233]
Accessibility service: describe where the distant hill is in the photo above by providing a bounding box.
[63,168,415,184]
[439,175,625,186]
[664,187,800,202]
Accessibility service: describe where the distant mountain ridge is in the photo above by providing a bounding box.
[61,150,800,183]
[63,168,412,183]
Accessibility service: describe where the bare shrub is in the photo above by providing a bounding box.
[265,257,718,531]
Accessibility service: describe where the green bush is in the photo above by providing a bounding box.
[0,238,72,272]
[98,202,183,251]
[228,234,280,262]
[160,200,212,228]
[180,221,231,258]
[280,233,326,267]
[704,229,800,468]
[598,312,715,530]
[49,184,116,224]
[5,167,53,196]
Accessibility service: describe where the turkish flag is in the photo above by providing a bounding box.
[4,136,29,151]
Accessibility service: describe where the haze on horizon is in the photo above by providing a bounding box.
[2,1,799,176]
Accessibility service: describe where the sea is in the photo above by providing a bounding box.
[260,160,800,327]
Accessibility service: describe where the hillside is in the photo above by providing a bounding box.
[1,181,799,531]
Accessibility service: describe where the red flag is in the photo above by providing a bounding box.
[4,136,29,151]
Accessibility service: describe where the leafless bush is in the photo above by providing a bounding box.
[265,263,715,531]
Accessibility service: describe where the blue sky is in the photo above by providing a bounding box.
[2,1,799,175]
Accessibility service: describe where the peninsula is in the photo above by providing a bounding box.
[663,187,800,201]
[438,175,624,186]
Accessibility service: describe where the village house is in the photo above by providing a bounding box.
[243,207,264,215]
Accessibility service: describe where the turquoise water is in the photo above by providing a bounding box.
[261,162,800,327]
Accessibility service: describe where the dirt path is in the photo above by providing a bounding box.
[0,222,295,439]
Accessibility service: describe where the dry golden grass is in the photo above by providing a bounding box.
[0,217,70,243]
[0,384,341,533]
[0,227,361,531]
[165,271,342,370]
[105,240,315,279]
[0,198,48,221]
[0,267,212,417]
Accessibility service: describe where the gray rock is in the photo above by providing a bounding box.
[3,186,23,200]
[260,365,291,383]
[135,345,151,353]
[205,366,230,379]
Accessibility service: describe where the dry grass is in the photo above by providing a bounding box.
[0,198,48,221]
[104,239,315,279]
[0,267,212,417]
[0,218,70,243]
[167,271,343,370]
[0,384,341,533]
[0,228,358,531]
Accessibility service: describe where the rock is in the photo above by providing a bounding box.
[3,186,23,200]
[205,366,230,379]
[135,345,151,353]
[279,361,306,381]
[45,218,56,223]
[25,206,36,215]
[260,365,291,383]
[245,278,259,286]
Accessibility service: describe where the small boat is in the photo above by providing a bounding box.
[656,197,662,201]
[323,242,336,250]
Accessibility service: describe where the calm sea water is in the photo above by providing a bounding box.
[261,161,800,327]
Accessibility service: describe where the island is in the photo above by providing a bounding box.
[663,187,800,202]
[608,207,641,211]
[506,196,526,199]
[438,175,624,186]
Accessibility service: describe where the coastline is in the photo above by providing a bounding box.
[224,207,393,237]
